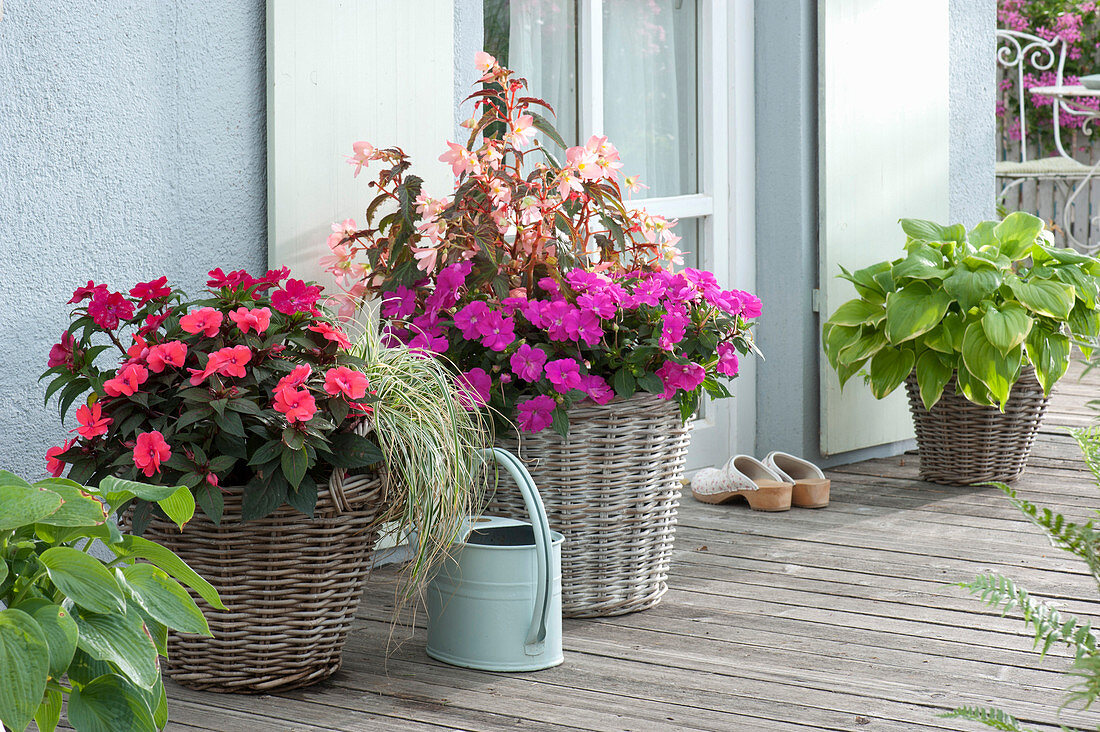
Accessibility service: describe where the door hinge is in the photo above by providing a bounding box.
[811,288,821,313]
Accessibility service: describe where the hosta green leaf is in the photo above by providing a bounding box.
[39,547,126,614]
[835,357,867,390]
[68,674,157,732]
[1050,263,1100,308]
[884,283,950,344]
[0,484,63,530]
[34,686,62,732]
[868,346,915,399]
[915,350,954,410]
[968,220,997,248]
[32,479,108,528]
[822,323,862,370]
[825,298,885,327]
[891,245,946,281]
[32,605,79,677]
[994,211,1045,260]
[1007,276,1075,320]
[961,323,1022,410]
[955,363,995,406]
[119,564,210,636]
[1025,327,1070,396]
[837,328,888,365]
[943,263,1002,312]
[109,535,226,610]
[0,609,49,732]
[980,302,1032,356]
[900,218,966,244]
[157,485,196,530]
[73,604,160,689]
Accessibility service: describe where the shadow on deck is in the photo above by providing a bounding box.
[164,368,1100,731]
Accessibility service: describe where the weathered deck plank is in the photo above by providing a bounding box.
[165,367,1100,731]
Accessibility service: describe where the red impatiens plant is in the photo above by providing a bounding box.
[322,53,760,435]
[42,268,381,530]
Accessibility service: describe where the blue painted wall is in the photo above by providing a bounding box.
[0,1,267,478]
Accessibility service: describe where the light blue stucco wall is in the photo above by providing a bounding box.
[754,0,996,466]
[0,1,267,479]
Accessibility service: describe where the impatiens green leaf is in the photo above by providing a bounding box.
[0,609,49,732]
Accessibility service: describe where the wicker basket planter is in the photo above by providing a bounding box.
[903,365,1050,485]
[488,393,692,618]
[122,471,385,693]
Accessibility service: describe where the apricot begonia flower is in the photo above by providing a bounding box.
[439,141,479,178]
[180,307,223,337]
[74,402,112,439]
[104,362,149,397]
[506,114,536,148]
[146,341,187,373]
[133,431,171,478]
[273,387,317,423]
[229,306,272,335]
[323,366,369,400]
[349,141,374,177]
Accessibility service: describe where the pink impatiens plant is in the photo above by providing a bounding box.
[322,54,760,435]
[42,269,381,529]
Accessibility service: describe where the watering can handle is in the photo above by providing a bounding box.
[483,447,554,657]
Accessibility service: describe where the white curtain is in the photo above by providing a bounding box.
[509,0,578,150]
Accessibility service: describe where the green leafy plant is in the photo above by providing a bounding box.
[0,472,221,732]
[349,324,490,595]
[822,213,1100,411]
[943,427,1100,731]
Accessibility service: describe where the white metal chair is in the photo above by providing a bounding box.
[995,29,1091,197]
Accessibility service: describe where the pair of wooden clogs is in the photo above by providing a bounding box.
[689,452,829,512]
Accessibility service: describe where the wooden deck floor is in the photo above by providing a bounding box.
[165,369,1100,731]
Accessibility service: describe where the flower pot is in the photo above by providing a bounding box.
[903,365,1051,485]
[488,393,692,618]
[122,470,385,693]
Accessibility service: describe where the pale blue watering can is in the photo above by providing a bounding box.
[425,447,564,671]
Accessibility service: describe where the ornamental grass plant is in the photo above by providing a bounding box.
[320,54,760,436]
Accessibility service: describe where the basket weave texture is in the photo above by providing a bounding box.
[490,393,692,618]
[903,365,1050,485]
[124,469,385,693]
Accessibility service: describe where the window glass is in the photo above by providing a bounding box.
[484,0,579,148]
[602,0,698,197]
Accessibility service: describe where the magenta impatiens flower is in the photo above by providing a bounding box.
[655,361,707,399]
[477,310,515,352]
[517,395,556,433]
[271,279,322,315]
[545,358,584,393]
[48,332,76,369]
[659,308,689,352]
[510,343,547,382]
[456,367,492,409]
[542,301,579,342]
[68,280,107,304]
[581,374,615,405]
[572,310,603,346]
[180,307,224,337]
[87,290,134,329]
[454,301,491,340]
[133,430,172,477]
[715,342,740,376]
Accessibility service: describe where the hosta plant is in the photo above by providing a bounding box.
[822,212,1100,411]
[41,269,382,528]
[321,54,760,436]
[943,427,1100,731]
[0,472,220,732]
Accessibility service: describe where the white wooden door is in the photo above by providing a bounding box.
[818,0,950,455]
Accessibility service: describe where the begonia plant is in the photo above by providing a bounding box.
[41,269,382,527]
[321,53,760,435]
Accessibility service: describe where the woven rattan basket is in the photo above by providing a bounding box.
[489,393,692,618]
[123,469,385,693]
[903,365,1050,485]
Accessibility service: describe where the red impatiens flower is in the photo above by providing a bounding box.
[146,340,187,373]
[275,365,312,392]
[207,268,258,290]
[271,279,322,315]
[68,280,107,304]
[104,362,149,397]
[272,387,317,423]
[179,307,223,337]
[228,306,271,334]
[308,321,351,349]
[87,290,134,329]
[129,276,171,305]
[48,332,77,369]
[137,310,172,337]
[133,430,171,477]
[45,438,76,477]
[74,402,112,439]
[188,345,251,385]
[323,366,368,400]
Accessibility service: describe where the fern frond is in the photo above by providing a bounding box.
[961,574,1097,660]
[1066,652,1100,712]
[1071,427,1100,490]
[939,706,1038,731]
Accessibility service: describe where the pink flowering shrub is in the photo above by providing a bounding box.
[998,0,1100,153]
[322,55,759,435]
[42,269,381,529]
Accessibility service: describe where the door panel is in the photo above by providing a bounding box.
[818,0,950,455]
